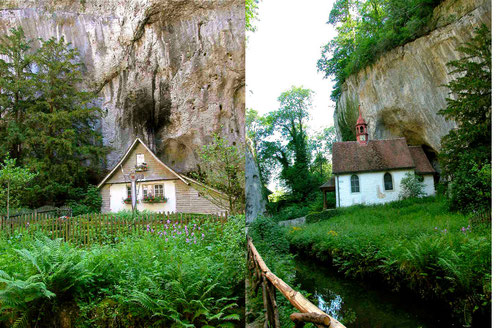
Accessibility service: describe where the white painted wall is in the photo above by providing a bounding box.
[335,169,436,207]
[422,174,436,196]
[109,181,177,213]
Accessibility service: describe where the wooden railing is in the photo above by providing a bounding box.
[0,212,228,245]
[247,237,346,328]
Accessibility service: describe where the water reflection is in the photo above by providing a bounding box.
[317,294,342,319]
[294,257,458,328]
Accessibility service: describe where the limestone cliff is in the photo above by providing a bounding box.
[335,0,491,160]
[0,0,245,173]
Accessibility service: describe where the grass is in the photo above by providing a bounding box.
[0,215,245,327]
[286,196,491,326]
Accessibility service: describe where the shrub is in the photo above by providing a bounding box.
[399,172,425,199]
[66,185,102,216]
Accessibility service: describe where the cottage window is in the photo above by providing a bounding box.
[154,184,164,198]
[137,154,145,165]
[127,186,132,199]
[351,175,360,193]
[384,173,393,191]
[142,186,148,198]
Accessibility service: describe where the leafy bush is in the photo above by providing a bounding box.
[399,172,425,199]
[65,185,102,216]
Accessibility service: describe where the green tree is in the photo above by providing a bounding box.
[194,133,245,215]
[438,24,491,212]
[0,27,36,161]
[0,156,37,219]
[262,86,314,201]
[0,28,107,208]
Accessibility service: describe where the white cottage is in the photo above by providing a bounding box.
[98,138,227,214]
[326,109,435,208]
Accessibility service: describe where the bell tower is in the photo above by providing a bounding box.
[356,105,368,145]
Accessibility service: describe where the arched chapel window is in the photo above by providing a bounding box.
[384,172,393,191]
[351,175,360,193]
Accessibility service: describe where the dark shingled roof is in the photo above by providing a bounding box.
[408,146,436,174]
[332,138,430,174]
[319,177,335,191]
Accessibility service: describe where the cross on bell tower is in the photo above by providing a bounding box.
[356,105,368,145]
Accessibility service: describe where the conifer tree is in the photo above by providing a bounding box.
[439,24,491,212]
[0,28,107,207]
[0,27,36,161]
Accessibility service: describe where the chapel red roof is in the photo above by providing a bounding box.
[331,138,434,175]
[408,146,436,174]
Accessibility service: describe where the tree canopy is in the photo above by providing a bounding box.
[318,0,444,101]
[248,86,335,204]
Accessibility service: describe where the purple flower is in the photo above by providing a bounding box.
[202,233,205,238]
[191,232,194,236]
[167,219,171,224]
[165,238,168,242]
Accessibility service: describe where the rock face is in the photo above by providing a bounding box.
[0,0,245,173]
[335,0,491,158]
[245,142,267,223]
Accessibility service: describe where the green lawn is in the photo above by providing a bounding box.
[286,197,491,325]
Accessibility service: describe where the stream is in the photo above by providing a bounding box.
[293,257,460,328]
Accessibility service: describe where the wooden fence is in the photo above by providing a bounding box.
[247,237,346,328]
[0,212,228,245]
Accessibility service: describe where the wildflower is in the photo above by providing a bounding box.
[167,219,171,224]
[434,227,438,230]
[202,233,205,238]
[186,238,189,243]
[328,230,338,237]
[191,232,194,236]
[165,238,168,242]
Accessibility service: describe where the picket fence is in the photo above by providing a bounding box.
[0,212,228,245]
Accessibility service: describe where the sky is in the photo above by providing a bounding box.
[246,0,336,134]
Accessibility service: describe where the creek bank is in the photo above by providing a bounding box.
[284,198,491,327]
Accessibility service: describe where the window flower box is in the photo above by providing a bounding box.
[142,195,167,203]
[135,163,148,172]
[123,197,132,204]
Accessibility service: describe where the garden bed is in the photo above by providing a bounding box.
[0,214,245,327]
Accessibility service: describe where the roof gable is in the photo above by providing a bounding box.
[332,138,415,174]
[98,139,187,188]
[408,146,436,174]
